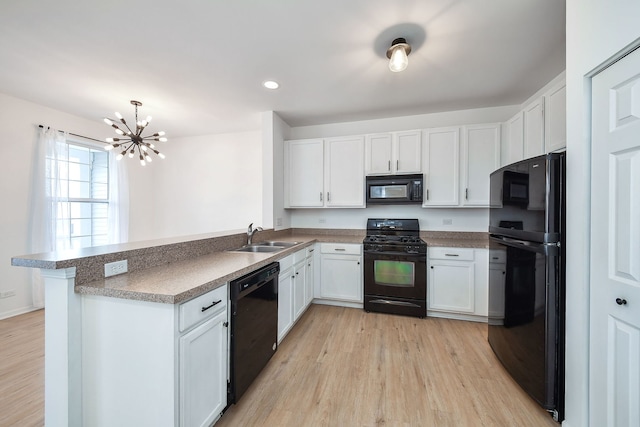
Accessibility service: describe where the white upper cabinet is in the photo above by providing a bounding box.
[502,74,566,165]
[506,111,524,166]
[365,133,393,174]
[365,130,421,175]
[544,80,566,153]
[523,97,545,159]
[394,130,422,174]
[422,127,460,206]
[285,139,324,207]
[461,124,501,206]
[284,136,365,208]
[324,136,365,207]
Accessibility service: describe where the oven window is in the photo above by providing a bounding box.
[370,185,407,199]
[374,260,415,287]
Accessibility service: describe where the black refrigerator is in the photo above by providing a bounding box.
[487,153,565,422]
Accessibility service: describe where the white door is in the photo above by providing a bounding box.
[293,261,306,320]
[590,47,640,427]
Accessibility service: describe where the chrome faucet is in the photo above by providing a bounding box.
[247,223,263,245]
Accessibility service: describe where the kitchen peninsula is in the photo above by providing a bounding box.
[12,228,487,426]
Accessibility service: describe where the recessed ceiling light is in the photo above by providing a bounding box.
[263,80,279,90]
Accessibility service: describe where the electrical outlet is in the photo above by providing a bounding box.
[105,260,128,277]
[0,290,16,299]
[276,217,283,227]
[442,218,453,225]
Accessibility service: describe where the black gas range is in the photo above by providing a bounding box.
[363,219,427,318]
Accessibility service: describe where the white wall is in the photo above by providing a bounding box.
[261,111,292,231]
[289,105,518,140]
[286,105,517,232]
[0,93,110,319]
[565,2,640,426]
[291,206,488,232]
[142,130,263,240]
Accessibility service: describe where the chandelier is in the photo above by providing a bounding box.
[103,100,167,166]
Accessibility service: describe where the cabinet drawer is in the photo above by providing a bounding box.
[279,253,295,271]
[179,285,228,332]
[320,243,361,255]
[305,245,316,258]
[489,249,506,264]
[293,248,307,264]
[429,247,474,261]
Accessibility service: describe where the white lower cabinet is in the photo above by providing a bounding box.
[427,247,488,322]
[179,309,228,427]
[81,285,229,427]
[318,243,363,305]
[278,247,314,343]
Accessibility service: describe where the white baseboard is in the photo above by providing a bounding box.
[0,305,41,321]
[312,299,363,309]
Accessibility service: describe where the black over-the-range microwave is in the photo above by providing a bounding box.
[365,174,423,205]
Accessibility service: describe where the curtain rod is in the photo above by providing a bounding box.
[38,125,105,144]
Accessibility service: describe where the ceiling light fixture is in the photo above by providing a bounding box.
[386,37,412,73]
[103,100,167,166]
[263,80,279,89]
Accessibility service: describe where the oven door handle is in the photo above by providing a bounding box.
[364,250,426,258]
[369,299,423,308]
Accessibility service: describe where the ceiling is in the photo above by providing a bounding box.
[0,0,565,139]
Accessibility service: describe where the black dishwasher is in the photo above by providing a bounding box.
[228,262,279,404]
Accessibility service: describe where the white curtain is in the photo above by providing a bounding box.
[30,127,69,308]
[108,151,129,244]
[29,128,130,308]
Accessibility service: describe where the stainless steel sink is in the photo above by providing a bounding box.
[258,241,301,247]
[228,241,301,253]
[231,245,284,253]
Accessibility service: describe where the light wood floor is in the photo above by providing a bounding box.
[218,305,559,427]
[0,309,44,427]
[0,306,558,427]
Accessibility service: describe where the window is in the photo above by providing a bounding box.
[47,141,110,250]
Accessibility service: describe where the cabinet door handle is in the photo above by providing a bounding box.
[357,261,360,265]
[223,321,229,327]
[616,298,628,306]
[396,159,399,170]
[430,266,434,269]
[296,272,299,275]
[320,192,323,201]
[327,192,330,202]
[388,160,391,171]
[334,248,346,251]
[426,189,429,200]
[201,299,222,312]
[445,254,459,257]
[465,188,468,200]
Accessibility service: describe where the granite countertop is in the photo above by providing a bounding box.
[13,228,487,305]
[77,239,316,304]
[75,233,366,304]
